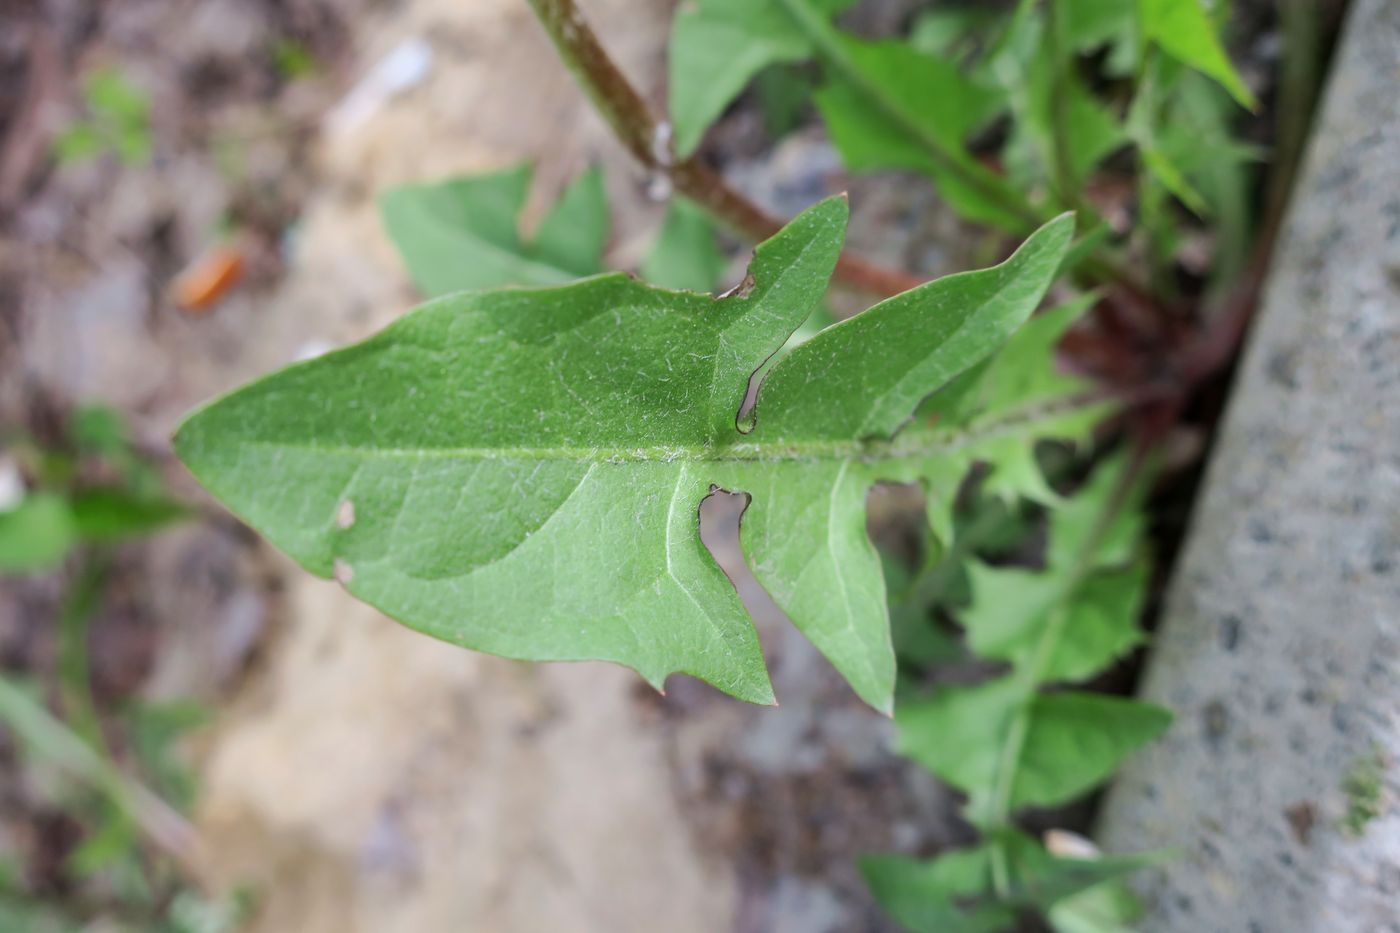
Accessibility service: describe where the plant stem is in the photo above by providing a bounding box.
[525,0,926,297]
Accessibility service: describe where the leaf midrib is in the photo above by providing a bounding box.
[221,394,1103,466]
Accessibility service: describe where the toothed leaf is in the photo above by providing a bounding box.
[176,200,1077,711]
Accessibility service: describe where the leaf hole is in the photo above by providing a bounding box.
[697,484,788,636]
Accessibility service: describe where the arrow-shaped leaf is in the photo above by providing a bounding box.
[175,198,1074,712]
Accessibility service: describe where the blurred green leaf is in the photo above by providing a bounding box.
[642,198,727,294]
[52,125,104,165]
[909,7,1004,62]
[1049,878,1145,933]
[69,488,187,542]
[129,701,210,808]
[862,830,1161,933]
[753,65,814,139]
[84,68,150,124]
[380,164,609,296]
[814,35,1019,230]
[71,404,130,458]
[54,67,153,167]
[917,294,1103,531]
[272,38,317,80]
[0,494,77,574]
[1062,0,1137,52]
[898,682,1171,817]
[861,842,1016,933]
[667,0,855,157]
[1140,0,1256,109]
[531,166,610,277]
[1000,23,1127,194]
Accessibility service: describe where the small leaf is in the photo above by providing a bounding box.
[1041,561,1149,682]
[1002,29,1127,192]
[861,829,1160,932]
[895,677,1021,815]
[860,843,1016,933]
[909,8,1005,61]
[814,37,1020,230]
[379,164,608,296]
[1140,146,1209,217]
[1049,879,1145,933]
[668,0,857,158]
[84,68,150,125]
[52,125,104,165]
[530,165,610,276]
[958,456,1152,683]
[0,494,76,574]
[898,684,1170,814]
[1013,692,1171,808]
[1061,0,1137,53]
[917,294,1103,536]
[1140,0,1256,109]
[641,197,727,293]
[69,488,188,542]
[1001,834,1161,910]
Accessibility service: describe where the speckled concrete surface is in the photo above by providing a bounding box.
[1096,0,1400,929]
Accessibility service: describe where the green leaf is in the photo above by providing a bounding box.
[958,457,1151,682]
[1014,692,1171,808]
[917,294,1104,533]
[1139,145,1209,216]
[860,843,1016,933]
[862,830,1160,932]
[667,0,855,157]
[379,164,609,296]
[898,683,1171,814]
[272,38,318,80]
[0,494,76,574]
[1061,0,1137,53]
[641,198,727,293]
[1002,27,1127,193]
[1049,880,1144,933]
[909,8,1005,61]
[1152,72,1263,278]
[531,166,610,277]
[895,676,1023,816]
[71,404,131,458]
[753,65,814,139]
[1140,0,1256,109]
[753,214,1074,440]
[84,68,150,125]
[671,0,1032,231]
[52,124,105,165]
[896,455,1169,816]
[813,36,1020,230]
[175,200,1075,712]
[69,488,188,542]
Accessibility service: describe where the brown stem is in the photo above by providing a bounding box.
[526,0,926,296]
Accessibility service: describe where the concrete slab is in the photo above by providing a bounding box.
[1097,1,1400,929]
